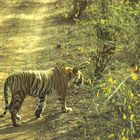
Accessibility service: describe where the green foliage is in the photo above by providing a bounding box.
[102,71,140,139]
[91,0,140,78]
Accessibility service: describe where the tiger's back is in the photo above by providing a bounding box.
[5,69,56,97]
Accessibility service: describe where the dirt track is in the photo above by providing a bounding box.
[0,0,68,139]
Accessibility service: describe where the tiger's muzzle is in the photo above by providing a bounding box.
[73,72,84,86]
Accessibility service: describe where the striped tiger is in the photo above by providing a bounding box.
[0,65,84,127]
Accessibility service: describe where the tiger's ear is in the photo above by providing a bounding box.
[73,67,78,74]
[64,67,71,73]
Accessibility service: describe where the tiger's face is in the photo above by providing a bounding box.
[65,67,84,86]
[73,71,83,86]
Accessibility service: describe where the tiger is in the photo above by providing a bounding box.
[0,65,84,127]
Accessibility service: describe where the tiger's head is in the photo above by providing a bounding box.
[65,66,84,86]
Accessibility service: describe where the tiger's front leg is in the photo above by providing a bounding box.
[34,96,46,118]
[58,98,73,112]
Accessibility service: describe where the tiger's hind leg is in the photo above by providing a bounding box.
[9,90,25,127]
[34,96,46,118]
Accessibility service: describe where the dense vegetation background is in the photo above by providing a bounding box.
[0,0,139,139]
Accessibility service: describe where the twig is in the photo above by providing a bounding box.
[106,74,133,103]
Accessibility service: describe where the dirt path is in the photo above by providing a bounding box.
[0,0,66,139]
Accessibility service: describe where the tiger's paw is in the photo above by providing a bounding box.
[13,123,21,127]
[35,113,43,118]
[36,115,41,118]
[16,114,21,121]
[34,109,43,118]
[63,107,73,112]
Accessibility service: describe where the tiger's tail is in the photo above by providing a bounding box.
[0,78,10,118]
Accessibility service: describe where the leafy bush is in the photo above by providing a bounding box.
[96,69,140,139]
[91,0,140,79]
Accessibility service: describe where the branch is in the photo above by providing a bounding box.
[106,74,133,103]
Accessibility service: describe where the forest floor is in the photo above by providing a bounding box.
[0,0,97,140]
